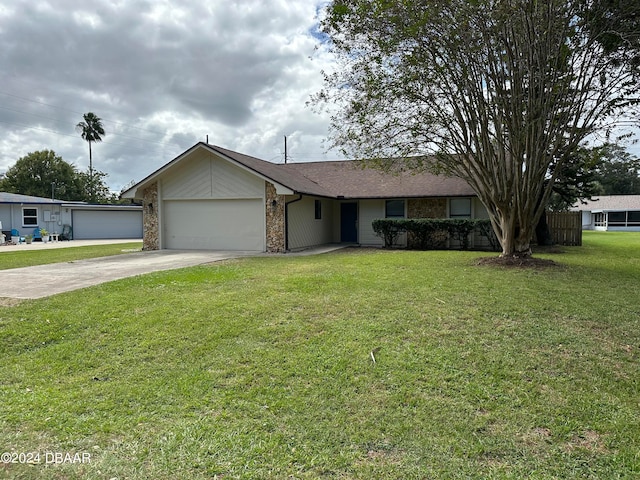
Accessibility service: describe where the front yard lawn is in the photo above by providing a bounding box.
[0,242,143,270]
[0,232,638,478]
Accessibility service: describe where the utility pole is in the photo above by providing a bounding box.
[284,136,288,164]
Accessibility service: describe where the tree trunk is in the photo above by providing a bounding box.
[493,209,533,258]
[89,141,93,202]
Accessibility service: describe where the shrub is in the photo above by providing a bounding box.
[372,218,500,251]
[371,219,403,248]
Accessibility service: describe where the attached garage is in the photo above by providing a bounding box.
[72,208,143,239]
[163,199,264,250]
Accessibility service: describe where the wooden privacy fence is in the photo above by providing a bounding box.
[546,211,582,246]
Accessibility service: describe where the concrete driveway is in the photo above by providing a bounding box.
[0,250,256,299]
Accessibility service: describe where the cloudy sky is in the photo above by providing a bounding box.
[2,1,639,196]
[0,0,338,192]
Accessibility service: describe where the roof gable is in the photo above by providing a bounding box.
[121,143,298,199]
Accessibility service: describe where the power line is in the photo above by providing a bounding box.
[0,90,169,137]
[0,118,79,139]
[0,96,186,156]
[0,117,182,154]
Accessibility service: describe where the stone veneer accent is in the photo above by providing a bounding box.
[407,198,447,219]
[142,182,159,250]
[407,198,448,249]
[265,182,285,253]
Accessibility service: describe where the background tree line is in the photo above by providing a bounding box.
[0,149,126,204]
[549,143,640,211]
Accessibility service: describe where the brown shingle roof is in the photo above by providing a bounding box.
[211,145,475,199]
[282,160,474,198]
[122,143,476,200]
[209,145,334,197]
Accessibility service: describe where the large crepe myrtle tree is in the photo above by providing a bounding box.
[315,0,639,257]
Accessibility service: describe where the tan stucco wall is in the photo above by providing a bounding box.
[142,182,159,250]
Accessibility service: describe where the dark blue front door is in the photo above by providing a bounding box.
[340,202,358,243]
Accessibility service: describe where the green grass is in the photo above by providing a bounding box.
[0,231,639,479]
[0,242,143,270]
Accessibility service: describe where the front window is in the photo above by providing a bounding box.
[385,200,405,218]
[315,199,322,220]
[608,212,626,226]
[450,198,472,218]
[628,211,640,226]
[22,207,38,226]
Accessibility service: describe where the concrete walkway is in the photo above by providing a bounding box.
[0,243,347,300]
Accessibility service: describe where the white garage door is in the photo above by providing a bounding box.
[163,199,264,251]
[72,210,143,239]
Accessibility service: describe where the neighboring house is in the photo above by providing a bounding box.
[572,195,640,231]
[121,142,490,252]
[0,192,143,240]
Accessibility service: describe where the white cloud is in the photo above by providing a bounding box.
[0,0,337,192]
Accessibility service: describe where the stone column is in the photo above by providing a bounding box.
[142,182,159,250]
[265,182,285,253]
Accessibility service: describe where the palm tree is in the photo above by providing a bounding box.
[76,112,105,201]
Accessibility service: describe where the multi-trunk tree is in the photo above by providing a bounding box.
[316,0,639,257]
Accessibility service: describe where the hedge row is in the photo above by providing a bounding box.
[371,218,500,251]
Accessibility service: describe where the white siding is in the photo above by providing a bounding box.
[287,197,334,250]
[471,198,491,249]
[473,198,489,219]
[359,199,385,246]
[162,151,263,200]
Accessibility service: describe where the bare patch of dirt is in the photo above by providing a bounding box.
[475,255,561,269]
[564,430,609,454]
[0,297,23,307]
[520,427,553,447]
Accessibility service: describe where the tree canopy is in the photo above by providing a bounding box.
[0,150,83,200]
[316,0,639,257]
[547,143,640,211]
[0,150,115,203]
[591,144,640,195]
